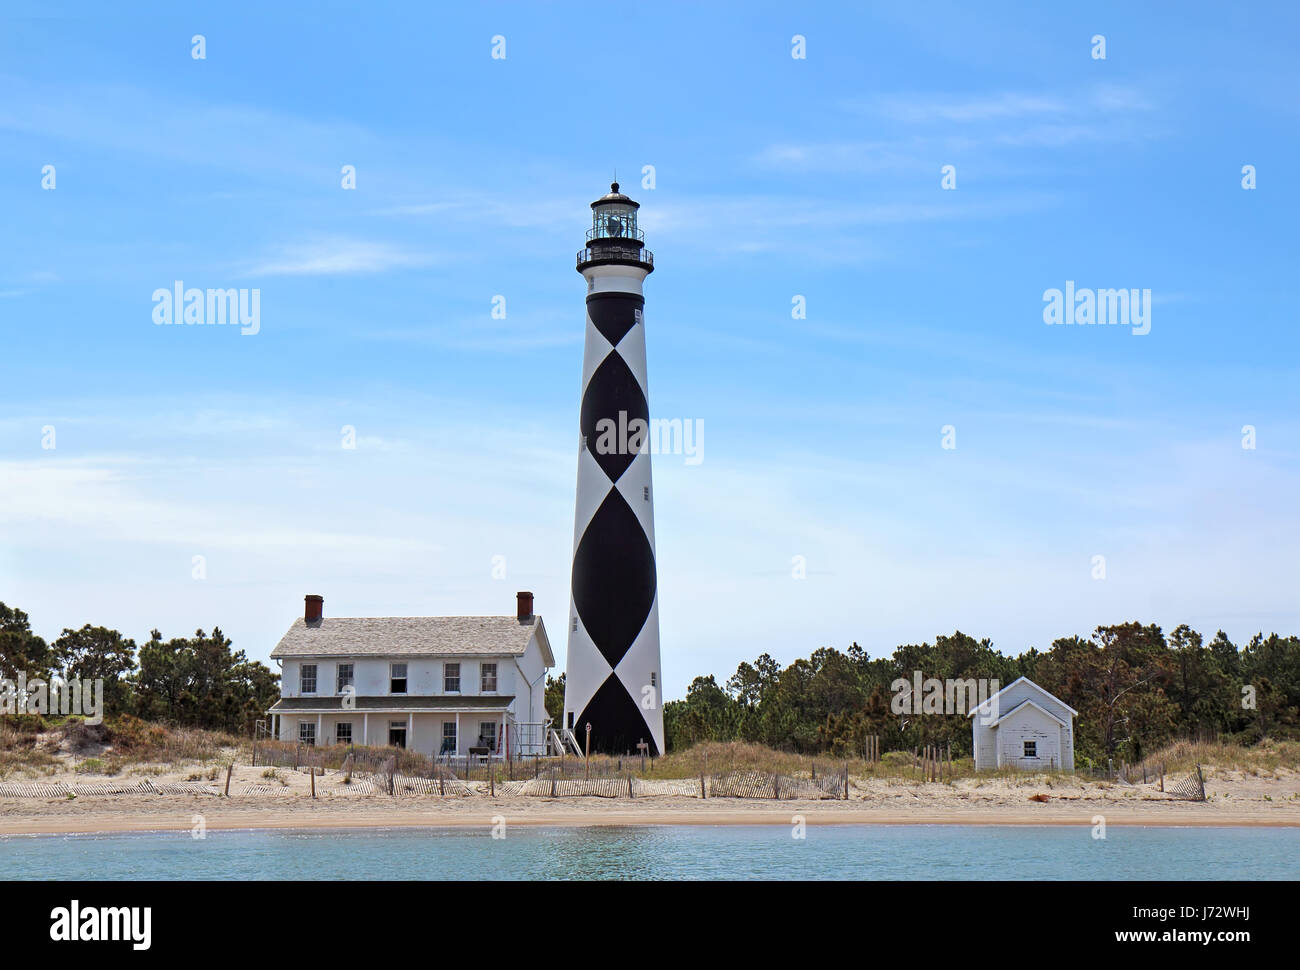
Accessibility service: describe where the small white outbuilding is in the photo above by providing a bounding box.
[968,676,1077,771]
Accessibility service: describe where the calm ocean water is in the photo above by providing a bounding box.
[2,825,1295,880]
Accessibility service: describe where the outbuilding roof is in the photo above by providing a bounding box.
[986,697,1069,729]
[966,676,1078,719]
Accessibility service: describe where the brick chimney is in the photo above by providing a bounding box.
[304,594,324,622]
[516,591,534,622]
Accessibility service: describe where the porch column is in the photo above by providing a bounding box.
[363,712,369,746]
[317,713,322,745]
[407,712,413,751]
[456,712,461,756]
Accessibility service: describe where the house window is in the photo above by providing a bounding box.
[390,663,408,694]
[336,722,352,745]
[479,722,497,750]
[442,721,457,754]
[336,663,354,694]
[299,722,316,745]
[1023,741,1037,758]
[481,663,497,693]
[444,663,460,693]
[300,664,317,694]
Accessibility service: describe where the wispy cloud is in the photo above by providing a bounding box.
[758,85,1163,175]
[873,91,1068,123]
[243,238,435,277]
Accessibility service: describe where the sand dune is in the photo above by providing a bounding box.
[1,761,1297,835]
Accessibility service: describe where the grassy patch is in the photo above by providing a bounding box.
[1143,738,1300,774]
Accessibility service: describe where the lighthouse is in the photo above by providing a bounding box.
[563,183,665,756]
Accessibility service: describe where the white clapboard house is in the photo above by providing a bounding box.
[267,592,554,759]
[968,676,1077,771]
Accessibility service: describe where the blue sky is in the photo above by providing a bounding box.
[3,2,1298,699]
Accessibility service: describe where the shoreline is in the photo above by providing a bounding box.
[4,804,1299,837]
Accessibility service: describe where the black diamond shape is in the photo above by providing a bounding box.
[580,351,648,483]
[572,489,656,669]
[577,673,659,756]
[586,292,643,346]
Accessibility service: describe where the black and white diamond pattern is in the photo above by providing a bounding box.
[565,289,664,756]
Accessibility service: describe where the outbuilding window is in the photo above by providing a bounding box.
[1023,741,1037,758]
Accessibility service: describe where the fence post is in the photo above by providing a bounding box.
[843,760,849,799]
[628,775,634,798]
[224,763,233,797]
[773,773,779,800]
[490,761,495,798]
[551,768,557,798]
[310,765,316,799]
[700,771,706,799]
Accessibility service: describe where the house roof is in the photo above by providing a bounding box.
[986,698,1068,729]
[268,695,515,714]
[966,676,1078,719]
[269,615,553,666]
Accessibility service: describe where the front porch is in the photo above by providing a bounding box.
[267,697,548,759]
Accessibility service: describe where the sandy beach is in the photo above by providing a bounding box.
[3,760,1297,836]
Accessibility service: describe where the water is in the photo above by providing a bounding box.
[1,825,1294,880]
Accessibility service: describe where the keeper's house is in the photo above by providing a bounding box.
[968,676,1077,771]
[267,592,554,759]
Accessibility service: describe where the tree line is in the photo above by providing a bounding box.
[1,602,279,735]
[9,599,1297,762]
[657,622,1300,764]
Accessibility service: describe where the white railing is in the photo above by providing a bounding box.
[508,718,552,757]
